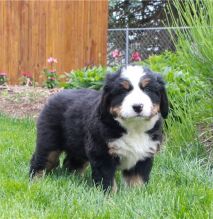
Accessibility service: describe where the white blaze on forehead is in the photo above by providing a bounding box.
[119,65,153,118]
[121,66,145,86]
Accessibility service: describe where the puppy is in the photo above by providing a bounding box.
[30,65,169,192]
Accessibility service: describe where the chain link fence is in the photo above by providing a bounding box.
[107,27,185,66]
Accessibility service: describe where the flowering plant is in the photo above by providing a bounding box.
[111,49,122,66]
[43,57,59,89]
[112,49,122,59]
[0,72,7,85]
[20,71,33,86]
[47,57,58,64]
[131,51,142,62]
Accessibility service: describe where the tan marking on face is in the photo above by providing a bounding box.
[140,78,151,88]
[123,175,144,187]
[151,104,160,116]
[46,150,61,171]
[110,106,122,118]
[121,80,130,90]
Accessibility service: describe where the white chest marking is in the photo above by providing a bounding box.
[109,114,160,170]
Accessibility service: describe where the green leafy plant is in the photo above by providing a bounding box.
[150,53,210,126]
[65,66,113,90]
[43,69,59,89]
[141,51,206,97]
[0,72,7,85]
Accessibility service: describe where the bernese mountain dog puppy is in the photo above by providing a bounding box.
[30,65,169,192]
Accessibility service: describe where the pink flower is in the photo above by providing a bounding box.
[50,77,56,81]
[49,69,56,73]
[131,51,142,62]
[0,72,7,77]
[112,49,122,59]
[47,57,57,64]
[21,72,32,78]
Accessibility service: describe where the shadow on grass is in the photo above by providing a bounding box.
[41,164,124,192]
[46,166,94,187]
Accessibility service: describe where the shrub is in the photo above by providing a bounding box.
[64,51,207,97]
[64,66,114,90]
[167,0,213,78]
[140,51,206,97]
[137,52,212,132]
[137,52,212,159]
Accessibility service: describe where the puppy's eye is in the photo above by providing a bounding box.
[144,86,160,95]
[120,80,131,90]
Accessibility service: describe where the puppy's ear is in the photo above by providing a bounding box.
[157,75,169,119]
[98,68,122,119]
[99,88,110,119]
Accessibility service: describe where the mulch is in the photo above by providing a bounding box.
[0,85,62,119]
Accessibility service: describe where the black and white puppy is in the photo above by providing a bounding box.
[30,65,169,192]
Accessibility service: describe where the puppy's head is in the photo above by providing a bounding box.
[99,65,169,120]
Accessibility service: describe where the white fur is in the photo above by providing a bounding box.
[120,66,153,118]
[109,114,160,170]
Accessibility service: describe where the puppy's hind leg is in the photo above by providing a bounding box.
[30,149,61,180]
[63,154,89,176]
[29,125,62,180]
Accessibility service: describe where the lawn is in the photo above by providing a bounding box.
[1,0,213,217]
[0,113,212,218]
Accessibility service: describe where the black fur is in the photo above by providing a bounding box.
[143,67,169,118]
[30,66,169,191]
[123,158,154,183]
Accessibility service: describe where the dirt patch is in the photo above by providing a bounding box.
[0,85,62,119]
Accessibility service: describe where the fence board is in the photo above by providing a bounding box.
[0,0,108,84]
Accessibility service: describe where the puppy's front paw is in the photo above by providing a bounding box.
[108,143,119,156]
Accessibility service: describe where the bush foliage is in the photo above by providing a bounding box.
[141,51,206,96]
[64,66,107,90]
[63,51,206,96]
[167,0,213,79]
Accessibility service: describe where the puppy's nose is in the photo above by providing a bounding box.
[132,104,143,113]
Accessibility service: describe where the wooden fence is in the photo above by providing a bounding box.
[0,0,108,84]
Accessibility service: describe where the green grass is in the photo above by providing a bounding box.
[0,49,212,217]
[0,109,212,218]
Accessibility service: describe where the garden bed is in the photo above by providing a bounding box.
[0,85,62,119]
